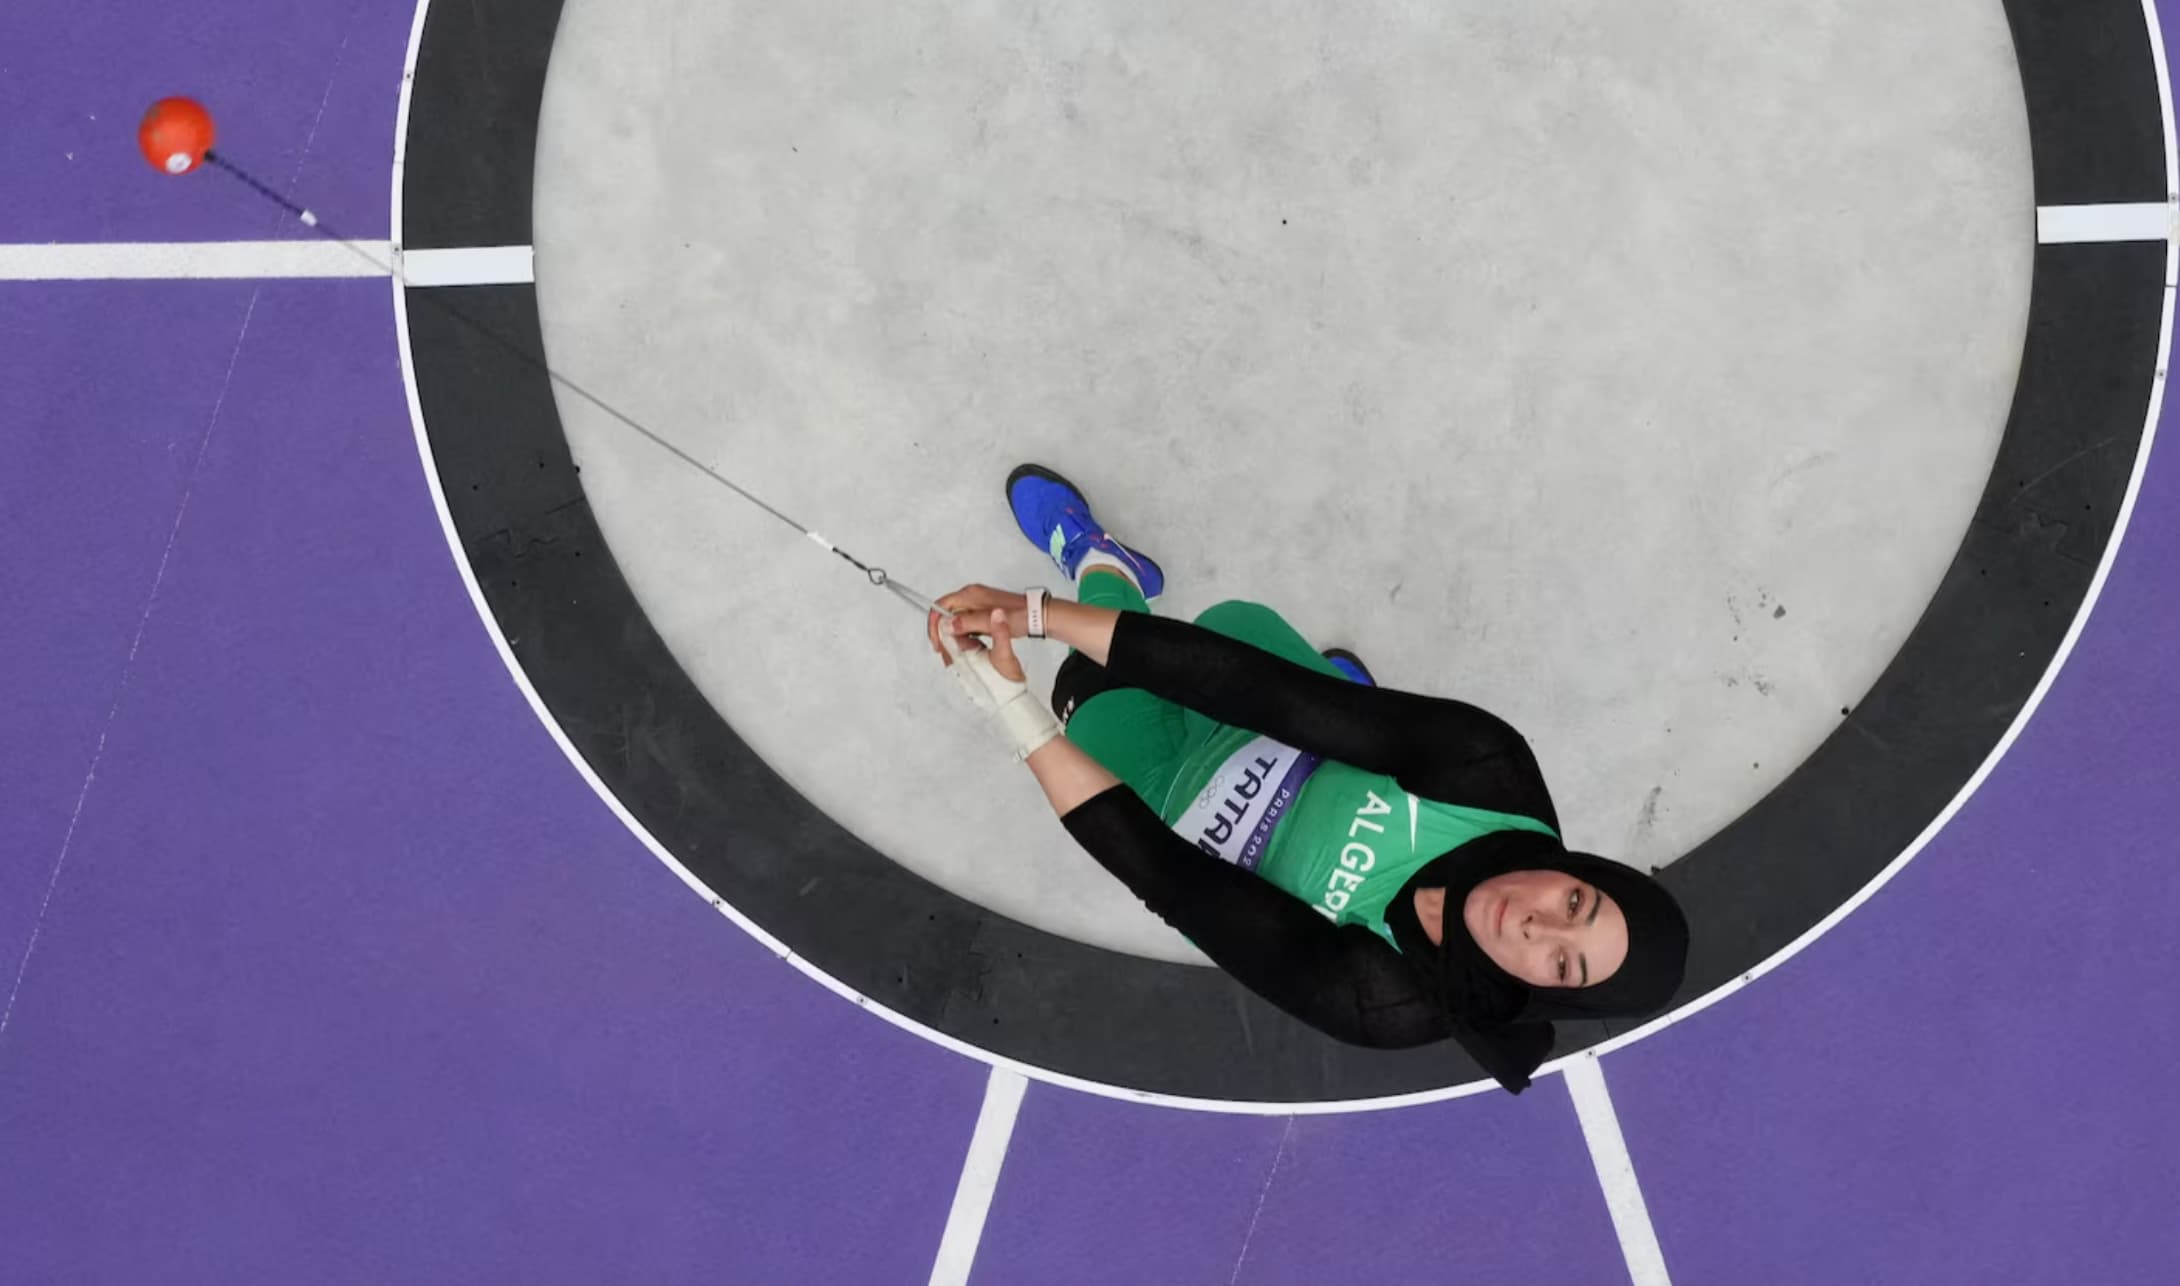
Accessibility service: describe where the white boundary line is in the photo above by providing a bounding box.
[401,245,534,286]
[390,0,430,253]
[0,239,390,280]
[2154,0,2180,291]
[1566,1056,1672,1286]
[0,240,532,286]
[2037,202,2174,243]
[926,1068,1029,1286]
[388,0,2179,1114]
[2,200,2150,280]
[15,203,2157,280]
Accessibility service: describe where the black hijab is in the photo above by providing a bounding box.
[1386,830,1690,1093]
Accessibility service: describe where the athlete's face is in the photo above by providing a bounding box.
[1462,870,1629,989]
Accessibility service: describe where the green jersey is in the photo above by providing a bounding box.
[1162,726,1557,944]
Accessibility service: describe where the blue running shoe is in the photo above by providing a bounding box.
[1323,648,1376,687]
[1005,464,1166,600]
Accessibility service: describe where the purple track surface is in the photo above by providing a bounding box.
[5,2,2177,1282]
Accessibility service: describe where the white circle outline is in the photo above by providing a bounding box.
[389,0,2178,1114]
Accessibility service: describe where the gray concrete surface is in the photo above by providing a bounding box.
[532,0,2031,962]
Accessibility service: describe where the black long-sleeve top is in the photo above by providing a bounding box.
[1058,611,1560,1050]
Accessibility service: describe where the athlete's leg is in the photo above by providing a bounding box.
[1006,464,1165,598]
[1053,565,1200,807]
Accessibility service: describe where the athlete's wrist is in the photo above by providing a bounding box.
[1041,599,1120,664]
[1040,598,1086,645]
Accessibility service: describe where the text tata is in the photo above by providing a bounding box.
[1314,791,1395,921]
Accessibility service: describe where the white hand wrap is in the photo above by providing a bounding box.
[944,630,1062,760]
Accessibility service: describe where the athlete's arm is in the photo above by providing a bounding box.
[1019,731,1123,815]
[1099,612,1556,824]
[936,585,1555,821]
[1053,783,1459,1048]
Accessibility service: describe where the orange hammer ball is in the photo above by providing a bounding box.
[139,97,216,175]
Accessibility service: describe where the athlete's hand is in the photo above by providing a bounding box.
[929,607,1055,758]
[927,607,1028,683]
[935,585,1029,644]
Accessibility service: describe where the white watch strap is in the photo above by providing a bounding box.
[1025,587,1049,639]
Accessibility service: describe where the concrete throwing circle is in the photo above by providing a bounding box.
[397,0,2171,1102]
[529,0,2037,964]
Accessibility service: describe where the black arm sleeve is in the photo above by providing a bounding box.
[1061,786,1455,1048]
[1102,612,1559,828]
